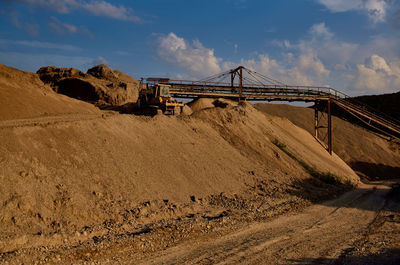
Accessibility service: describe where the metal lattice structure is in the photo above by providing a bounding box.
[146,66,400,154]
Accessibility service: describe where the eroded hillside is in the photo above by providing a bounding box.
[0,63,366,264]
[255,103,400,180]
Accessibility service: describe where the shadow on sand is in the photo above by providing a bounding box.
[350,162,400,180]
[287,248,400,265]
[288,177,400,213]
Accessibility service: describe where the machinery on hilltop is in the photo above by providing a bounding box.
[138,78,184,115]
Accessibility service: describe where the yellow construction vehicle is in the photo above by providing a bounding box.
[138,82,184,115]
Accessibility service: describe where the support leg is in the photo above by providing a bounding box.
[314,106,319,139]
[328,99,332,155]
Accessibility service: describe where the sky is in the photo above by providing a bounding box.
[1,0,400,96]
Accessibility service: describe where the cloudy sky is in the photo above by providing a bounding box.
[1,0,400,96]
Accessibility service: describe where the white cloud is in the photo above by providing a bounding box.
[92,56,109,65]
[290,24,360,67]
[0,39,81,51]
[48,17,77,34]
[6,0,142,22]
[81,1,141,22]
[235,53,330,86]
[317,0,363,12]
[272,23,359,69]
[9,0,79,13]
[47,17,94,38]
[156,32,332,86]
[309,22,333,39]
[278,22,400,93]
[154,25,400,95]
[227,0,249,9]
[156,32,221,78]
[364,0,387,23]
[24,23,40,37]
[365,54,392,73]
[234,44,238,54]
[352,54,400,93]
[297,53,330,79]
[3,9,40,36]
[317,0,388,23]
[0,51,93,72]
[234,54,280,74]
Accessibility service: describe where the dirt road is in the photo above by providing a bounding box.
[137,181,400,265]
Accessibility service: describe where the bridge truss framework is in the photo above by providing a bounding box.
[146,66,400,155]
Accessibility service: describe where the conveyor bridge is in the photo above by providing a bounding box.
[146,66,400,154]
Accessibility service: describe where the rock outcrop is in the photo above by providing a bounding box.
[37,64,140,105]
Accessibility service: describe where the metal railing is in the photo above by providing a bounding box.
[164,81,400,138]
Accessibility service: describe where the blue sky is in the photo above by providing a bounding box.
[1,0,400,96]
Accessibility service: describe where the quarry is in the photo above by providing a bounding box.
[0,63,399,264]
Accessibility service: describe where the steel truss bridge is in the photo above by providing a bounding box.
[146,66,400,154]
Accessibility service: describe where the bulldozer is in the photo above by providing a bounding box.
[138,82,184,115]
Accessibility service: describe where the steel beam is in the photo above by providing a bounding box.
[328,99,332,155]
[239,66,243,101]
[314,106,319,139]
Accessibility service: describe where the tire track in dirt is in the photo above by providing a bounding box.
[0,113,113,129]
[137,182,394,265]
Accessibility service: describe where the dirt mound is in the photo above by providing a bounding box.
[0,64,99,121]
[87,64,117,81]
[255,103,400,180]
[188,98,236,112]
[0,64,360,259]
[0,80,358,255]
[87,64,138,85]
[354,91,400,120]
[193,102,358,186]
[188,98,215,112]
[181,104,193,115]
[36,66,86,84]
[37,65,140,106]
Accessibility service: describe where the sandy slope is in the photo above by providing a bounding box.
[0,64,99,121]
[0,64,360,261]
[0,103,358,252]
[255,103,400,180]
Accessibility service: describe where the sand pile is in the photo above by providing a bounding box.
[0,64,359,254]
[354,91,400,119]
[255,103,400,180]
[37,64,140,106]
[0,63,99,121]
[188,98,236,112]
[192,101,358,185]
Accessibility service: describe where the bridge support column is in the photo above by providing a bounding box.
[328,99,332,155]
[314,100,333,155]
[239,66,243,102]
[314,107,319,139]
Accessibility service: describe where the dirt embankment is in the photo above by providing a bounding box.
[255,103,400,180]
[354,91,400,119]
[0,64,100,121]
[0,64,361,263]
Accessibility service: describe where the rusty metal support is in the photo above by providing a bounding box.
[239,66,243,101]
[314,106,319,139]
[229,66,245,101]
[314,100,333,155]
[328,99,332,155]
